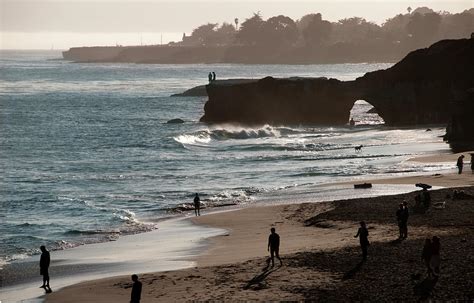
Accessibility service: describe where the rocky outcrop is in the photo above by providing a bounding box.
[201,38,474,126]
[354,38,474,125]
[444,89,474,151]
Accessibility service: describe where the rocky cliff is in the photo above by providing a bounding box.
[201,38,474,126]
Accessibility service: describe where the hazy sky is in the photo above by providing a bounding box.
[1,0,472,49]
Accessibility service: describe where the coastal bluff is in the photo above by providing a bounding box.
[201,38,474,126]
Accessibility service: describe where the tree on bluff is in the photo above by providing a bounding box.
[299,13,332,47]
[406,12,442,46]
[236,13,265,46]
[260,15,298,49]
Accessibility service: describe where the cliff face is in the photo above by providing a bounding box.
[202,77,357,124]
[355,39,474,125]
[444,89,474,151]
[201,38,474,126]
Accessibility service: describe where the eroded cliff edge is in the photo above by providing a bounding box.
[201,38,474,126]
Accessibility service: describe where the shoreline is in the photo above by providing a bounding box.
[3,151,472,302]
[44,183,474,301]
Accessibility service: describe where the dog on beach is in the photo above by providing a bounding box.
[354,145,363,152]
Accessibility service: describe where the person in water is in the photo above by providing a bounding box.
[354,221,369,260]
[194,193,201,216]
[268,227,282,266]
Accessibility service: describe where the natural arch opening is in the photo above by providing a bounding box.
[349,100,385,126]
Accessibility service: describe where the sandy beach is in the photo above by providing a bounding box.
[43,151,474,302]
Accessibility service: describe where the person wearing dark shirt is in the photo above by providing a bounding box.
[130,274,142,303]
[194,193,201,216]
[208,72,213,84]
[39,245,51,291]
[401,201,409,239]
[267,227,282,266]
[430,236,441,277]
[421,238,433,277]
[354,221,369,261]
[396,203,404,239]
[456,155,464,174]
[212,71,216,81]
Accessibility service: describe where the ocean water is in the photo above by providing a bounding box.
[0,50,452,267]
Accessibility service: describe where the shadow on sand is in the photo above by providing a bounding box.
[342,260,365,280]
[414,276,438,301]
[244,261,282,290]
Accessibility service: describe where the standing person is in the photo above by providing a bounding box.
[130,274,142,303]
[470,154,474,174]
[39,245,51,291]
[430,236,441,277]
[193,193,201,216]
[208,72,213,83]
[421,239,433,277]
[354,221,369,261]
[396,203,404,239]
[401,201,409,239]
[212,71,216,82]
[267,227,282,267]
[456,155,464,174]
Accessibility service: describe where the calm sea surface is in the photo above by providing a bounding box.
[0,50,452,266]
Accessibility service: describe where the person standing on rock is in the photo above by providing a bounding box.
[456,155,464,174]
[208,72,213,84]
[194,193,201,216]
[354,221,369,261]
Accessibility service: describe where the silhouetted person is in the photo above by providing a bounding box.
[401,201,409,239]
[430,236,440,277]
[354,221,369,261]
[130,274,142,303]
[208,72,213,83]
[456,155,464,174]
[470,154,474,174]
[421,188,431,208]
[194,193,200,216]
[349,118,355,127]
[39,245,51,291]
[396,203,404,238]
[212,71,216,81]
[267,227,282,266]
[421,238,433,277]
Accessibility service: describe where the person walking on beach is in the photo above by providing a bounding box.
[401,201,409,239]
[130,274,142,303]
[456,155,464,174]
[39,245,51,292]
[268,227,282,267]
[194,193,201,216]
[212,71,216,82]
[354,221,369,261]
[208,72,213,84]
[421,238,433,277]
[396,203,404,239]
[430,236,441,278]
